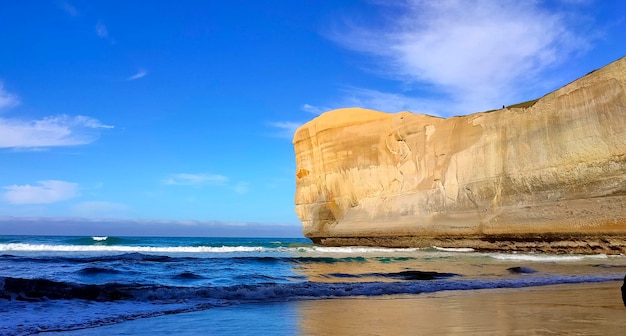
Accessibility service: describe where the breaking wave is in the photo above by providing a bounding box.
[1,274,622,304]
[490,253,609,262]
[0,243,269,253]
[0,253,413,265]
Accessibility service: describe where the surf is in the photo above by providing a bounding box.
[0,243,270,253]
[2,273,622,303]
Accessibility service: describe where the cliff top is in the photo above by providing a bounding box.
[295,55,626,142]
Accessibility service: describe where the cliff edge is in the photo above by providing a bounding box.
[293,57,626,254]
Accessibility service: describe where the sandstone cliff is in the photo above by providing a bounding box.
[293,56,626,254]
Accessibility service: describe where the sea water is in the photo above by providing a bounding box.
[0,235,624,335]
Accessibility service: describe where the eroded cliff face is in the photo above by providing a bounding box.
[293,57,626,253]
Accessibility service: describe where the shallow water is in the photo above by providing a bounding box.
[50,282,626,336]
[297,282,626,336]
[1,235,625,335]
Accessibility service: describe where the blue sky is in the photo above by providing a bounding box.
[0,0,624,237]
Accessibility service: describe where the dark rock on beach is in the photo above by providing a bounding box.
[326,270,459,281]
[507,266,537,274]
[622,276,626,307]
[386,270,459,280]
[622,275,626,307]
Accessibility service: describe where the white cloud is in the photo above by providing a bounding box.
[96,21,108,38]
[272,92,431,139]
[2,180,79,204]
[331,0,591,115]
[559,0,593,4]
[0,114,113,149]
[164,173,251,195]
[58,1,79,16]
[74,115,114,129]
[0,216,302,237]
[71,201,130,218]
[301,104,329,115]
[164,173,230,186]
[303,87,443,117]
[127,69,147,81]
[267,121,303,139]
[339,87,440,115]
[0,82,20,110]
[232,182,249,195]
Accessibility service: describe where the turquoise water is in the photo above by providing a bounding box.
[1,235,624,335]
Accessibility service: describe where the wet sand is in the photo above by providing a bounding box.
[51,281,625,335]
[298,281,625,336]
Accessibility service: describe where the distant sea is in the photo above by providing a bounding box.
[1,235,625,335]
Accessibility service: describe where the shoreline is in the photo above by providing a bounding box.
[298,280,626,335]
[311,235,626,254]
[51,281,626,335]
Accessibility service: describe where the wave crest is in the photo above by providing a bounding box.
[1,274,622,304]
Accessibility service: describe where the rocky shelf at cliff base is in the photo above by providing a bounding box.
[293,56,626,254]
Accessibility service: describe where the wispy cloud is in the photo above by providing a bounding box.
[0,85,112,149]
[0,82,20,110]
[336,87,429,113]
[58,1,79,16]
[95,21,109,38]
[267,121,303,139]
[301,104,329,115]
[330,0,592,115]
[127,69,148,81]
[164,173,230,186]
[0,216,302,237]
[164,173,251,194]
[2,180,79,204]
[303,86,443,117]
[233,182,250,195]
[0,114,114,149]
[71,201,130,218]
[270,93,424,140]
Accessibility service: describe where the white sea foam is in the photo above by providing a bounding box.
[432,246,475,252]
[0,243,268,253]
[1,272,623,335]
[490,253,608,262]
[3,274,625,305]
[299,246,422,254]
[92,236,108,241]
[0,243,424,255]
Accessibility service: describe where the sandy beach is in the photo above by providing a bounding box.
[50,280,625,335]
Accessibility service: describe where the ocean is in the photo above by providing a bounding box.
[1,235,625,335]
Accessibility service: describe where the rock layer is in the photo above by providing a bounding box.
[293,56,626,254]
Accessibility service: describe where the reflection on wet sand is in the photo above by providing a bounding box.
[291,254,482,283]
[297,281,625,335]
